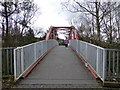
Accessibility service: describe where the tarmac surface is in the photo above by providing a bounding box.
[13,46,101,88]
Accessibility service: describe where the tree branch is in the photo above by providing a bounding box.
[73,0,96,17]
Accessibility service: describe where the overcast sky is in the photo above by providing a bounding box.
[33,0,70,30]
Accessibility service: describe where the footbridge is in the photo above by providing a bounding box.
[2,26,120,89]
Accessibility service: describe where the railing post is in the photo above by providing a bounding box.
[21,48,24,73]
[76,40,78,53]
[34,43,37,61]
[6,49,9,75]
[0,49,1,85]
[10,49,13,75]
[96,48,99,72]
[117,51,119,77]
[103,49,106,81]
[14,49,17,80]
[113,51,115,77]
[85,43,88,60]
[41,41,44,55]
[46,41,47,52]
[0,49,1,75]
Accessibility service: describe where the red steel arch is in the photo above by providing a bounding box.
[46,26,78,40]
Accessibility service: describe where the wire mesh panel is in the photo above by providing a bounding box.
[41,41,47,55]
[14,40,58,80]
[97,49,104,79]
[23,44,35,71]
[35,42,42,60]
[79,41,87,61]
[87,45,97,70]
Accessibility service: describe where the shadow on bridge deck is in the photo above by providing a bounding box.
[13,46,102,88]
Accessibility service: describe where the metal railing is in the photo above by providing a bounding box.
[106,49,120,81]
[69,40,120,82]
[14,40,58,80]
[2,47,15,78]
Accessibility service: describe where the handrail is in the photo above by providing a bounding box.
[69,39,120,82]
[14,39,58,81]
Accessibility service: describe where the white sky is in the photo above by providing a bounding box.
[33,0,70,30]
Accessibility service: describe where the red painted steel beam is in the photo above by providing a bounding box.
[45,26,78,40]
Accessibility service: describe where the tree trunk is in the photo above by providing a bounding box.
[95,1,101,41]
[109,9,113,44]
[4,2,9,47]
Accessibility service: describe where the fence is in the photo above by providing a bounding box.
[14,40,58,80]
[105,49,120,81]
[0,48,1,79]
[2,47,15,78]
[69,40,120,82]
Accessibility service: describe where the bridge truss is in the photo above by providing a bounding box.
[46,26,78,40]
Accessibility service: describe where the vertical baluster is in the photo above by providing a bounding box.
[103,49,106,81]
[108,50,111,77]
[21,48,24,73]
[96,48,99,72]
[14,49,17,80]
[6,49,9,75]
[10,49,13,75]
[117,51,119,77]
[113,51,115,77]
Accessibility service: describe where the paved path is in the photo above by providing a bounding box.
[14,46,101,88]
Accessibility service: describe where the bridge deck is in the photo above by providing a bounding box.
[14,46,101,88]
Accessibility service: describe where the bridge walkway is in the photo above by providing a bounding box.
[13,46,101,88]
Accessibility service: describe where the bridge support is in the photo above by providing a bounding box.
[46,26,78,40]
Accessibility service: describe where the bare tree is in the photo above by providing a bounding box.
[0,0,39,47]
[0,0,18,46]
[101,2,120,43]
[115,4,120,42]
[62,0,119,44]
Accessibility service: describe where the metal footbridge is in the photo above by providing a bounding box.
[2,26,120,88]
